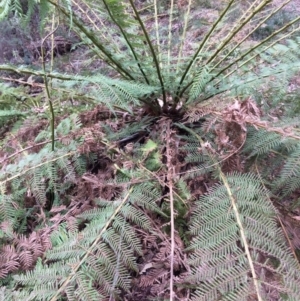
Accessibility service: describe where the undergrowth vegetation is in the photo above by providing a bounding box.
[1,0,300,300]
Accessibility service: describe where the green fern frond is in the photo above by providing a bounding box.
[0,195,25,233]
[187,172,300,301]
[175,178,191,201]
[243,128,285,157]
[189,65,213,102]
[275,144,300,195]
[0,0,11,20]
[0,110,24,118]
[74,270,103,301]
[129,182,165,215]
[10,185,153,300]
[11,0,23,17]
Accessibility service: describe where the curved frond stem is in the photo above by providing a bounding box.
[176,0,192,73]
[0,64,157,111]
[49,187,133,301]
[182,18,300,102]
[218,172,263,301]
[204,0,271,66]
[211,0,293,71]
[72,0,125,64]
[189,59,300,104]
[0,74,135,114]
[47,0,135,80]
[128,0,166,105]
[209,24,300,91]
[174,0,235,103]
[193,60,300,104]
[102,0,150,84]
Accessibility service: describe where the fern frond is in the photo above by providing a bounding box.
[275,144,300,195]
[243,128,285,157]
[0,110,24,118]
[188,173,300,301]
[0,0,11,20]
[9,185,156,300]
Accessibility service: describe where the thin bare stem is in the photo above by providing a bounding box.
[47,0,135,80]
[166,120,175,300]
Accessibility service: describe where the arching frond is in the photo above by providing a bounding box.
[188,173,300,301]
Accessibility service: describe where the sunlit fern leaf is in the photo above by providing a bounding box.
[187,173,300,301]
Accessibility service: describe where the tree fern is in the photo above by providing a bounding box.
[1,0,298,114]
[1,0,300,300]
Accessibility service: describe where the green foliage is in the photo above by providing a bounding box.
[1,0,300,300]
[2,0,300,113]
[188,173,300,300]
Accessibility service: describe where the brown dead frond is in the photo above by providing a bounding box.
[0,228,52,278]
